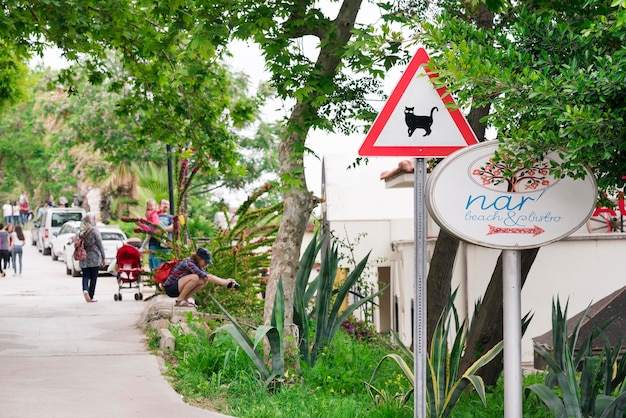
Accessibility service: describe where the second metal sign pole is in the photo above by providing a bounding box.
[502,249,522,418]
[414,157,427,418]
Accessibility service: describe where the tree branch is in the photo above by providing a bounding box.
[315,0,363,76]
[188,182,227,196]
[284,4,329,39]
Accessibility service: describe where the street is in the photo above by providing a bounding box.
[0,240,230,418]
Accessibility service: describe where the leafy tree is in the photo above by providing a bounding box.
[230,0,409,335]
[411,0,626,384]
[0,70,78,202]
[419,0,626,192]
[0,40,28,111]
[1,1,288,229]
[1,1,408,339]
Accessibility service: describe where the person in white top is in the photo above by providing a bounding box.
[12,201,20,225]
[2,200,12,225]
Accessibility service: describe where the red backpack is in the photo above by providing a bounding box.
[73,228,93,261]
[154,259,177,284]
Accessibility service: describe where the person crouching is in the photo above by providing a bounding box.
[162,247,237,308]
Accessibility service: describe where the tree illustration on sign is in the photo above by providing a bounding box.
[470,156,553,192]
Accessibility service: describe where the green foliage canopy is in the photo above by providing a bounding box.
[417,0,626,193]
[0,1,280,207]
[0,40,28,111]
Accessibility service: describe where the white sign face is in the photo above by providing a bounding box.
[359,48,477,157]
[425,142,597,249]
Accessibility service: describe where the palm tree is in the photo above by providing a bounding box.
[100,162,169,222]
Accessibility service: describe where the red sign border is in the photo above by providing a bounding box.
[358,48,478,157]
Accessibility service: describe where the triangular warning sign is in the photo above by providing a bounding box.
[359,48,478,157]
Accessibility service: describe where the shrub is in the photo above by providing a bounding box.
[341,315,379,343]
[526,298,626,417]
[366,289,504,417]
[294,233,388,368]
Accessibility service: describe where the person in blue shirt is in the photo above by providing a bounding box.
[162,248,237,308]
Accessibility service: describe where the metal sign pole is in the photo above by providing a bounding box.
[502,249,522,418]
[414,157,427,418]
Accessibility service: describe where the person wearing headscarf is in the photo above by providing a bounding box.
[79,213,106,303]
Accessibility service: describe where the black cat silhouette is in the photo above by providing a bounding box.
[404,106,438,137]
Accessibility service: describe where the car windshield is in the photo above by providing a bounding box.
[51,213,83,227]
[59,224,78,234]
[101,232,125,241]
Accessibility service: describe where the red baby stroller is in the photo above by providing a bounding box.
[114,243,145,301]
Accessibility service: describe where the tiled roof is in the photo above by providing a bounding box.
[533,286,626,369]
[379,160,414,181]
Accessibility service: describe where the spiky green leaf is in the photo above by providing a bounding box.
[525,384,568,417]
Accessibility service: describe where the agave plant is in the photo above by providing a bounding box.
[209,278,285,387]
[526,298,626,417]
[366,289,504,417]
[209,232,385,383]
[294,233,388,367]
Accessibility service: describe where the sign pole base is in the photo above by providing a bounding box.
[503,249,522,418]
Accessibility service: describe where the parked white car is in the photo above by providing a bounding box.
[36,207,86,255]
[50,221,82,261]
[63,225,128,277]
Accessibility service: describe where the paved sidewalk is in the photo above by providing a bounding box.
[0,241,232,418]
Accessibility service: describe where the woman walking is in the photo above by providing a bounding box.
[9,225,24,276]
[78,213,105,303]
[0,224,10,274]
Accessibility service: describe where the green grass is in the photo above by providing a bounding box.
[161,319,554,417]
[146,327,160,351]
[450,373,552,418]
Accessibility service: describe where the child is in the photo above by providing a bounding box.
[141,199,159,252]
[145,199,159,227]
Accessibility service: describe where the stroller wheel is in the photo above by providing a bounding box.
[134,293,141,300]
[114,294,119,301]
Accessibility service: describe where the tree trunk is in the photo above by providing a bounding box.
[460,247,539,385]
[426,229,459,348]
[262,0,363,346]
[263,102,316,335]
[451,3,538,387]
[466,104,489,142]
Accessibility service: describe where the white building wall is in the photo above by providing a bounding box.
[322,153,626,364]
[323,155,415,222]
[461,235,626,362]
[323,155,415,330]
[384,234,626,364]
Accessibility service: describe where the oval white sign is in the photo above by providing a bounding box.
[425,142,597,249]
